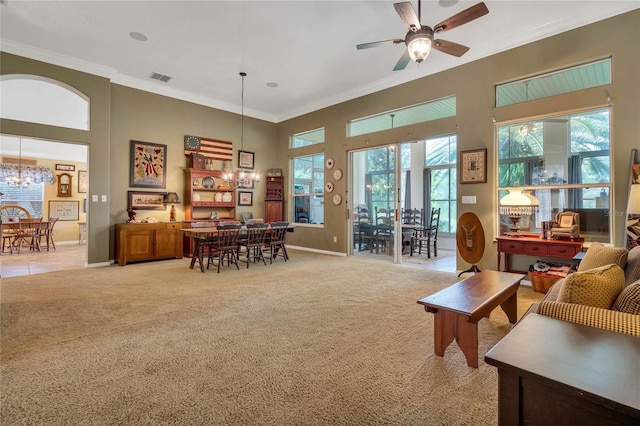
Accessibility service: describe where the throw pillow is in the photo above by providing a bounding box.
[577,242,628,273]
[557,264,625,309]
[612,281,640,314]
[624,246,640,287]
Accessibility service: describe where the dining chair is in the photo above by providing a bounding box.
[207,224,242,273]
[264,221,289,263]
[14,217,44,253]
[238,223,268,267]
[190,222,217,272]
[375,223,395,255]
[1,219,16,255]
[41,217,59,251]
[411,207,440,258]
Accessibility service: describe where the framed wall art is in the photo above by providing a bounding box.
[55,164,75,171]
[130,140,167,188]
[128,191,166,210]
[238,191,253,206]
[460,149,487,184]
[49,201,79,221]
[78,170,87,193]
[238,150,255,170]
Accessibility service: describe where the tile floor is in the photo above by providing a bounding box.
[1,243,87,278]
[1,242,457,278]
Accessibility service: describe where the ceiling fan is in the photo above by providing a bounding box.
[357,1,489,71]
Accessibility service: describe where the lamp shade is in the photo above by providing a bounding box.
[499,189,538,216]
[163,192,181,204]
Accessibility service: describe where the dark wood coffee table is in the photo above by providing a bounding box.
[417,270,525,368]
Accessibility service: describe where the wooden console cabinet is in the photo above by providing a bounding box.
[485,313,640,425]
[496,236,582,272]
[114,222,183,266]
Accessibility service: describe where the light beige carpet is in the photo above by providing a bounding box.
[1,251,543,425]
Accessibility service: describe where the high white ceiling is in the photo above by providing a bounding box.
[1,1,639,124]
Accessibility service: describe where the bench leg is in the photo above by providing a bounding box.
[500,292,518,324]
[433,310,479,368]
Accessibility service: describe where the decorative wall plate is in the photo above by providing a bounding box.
[332,194,342,206]
[325,157,335,169]
[202,177,215,188]
[325,181,335,193]
[333,168,343,181]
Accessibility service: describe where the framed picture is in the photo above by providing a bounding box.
[238,150,255,170]
[128,191,166,210]
[460,149,487,184]
[130,140,167,188]
[78,170,87,193]
[55,164,75,171]
[49,201,79,221]
[238,191,253,206]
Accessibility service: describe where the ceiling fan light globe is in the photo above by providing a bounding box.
[408,37,432,62]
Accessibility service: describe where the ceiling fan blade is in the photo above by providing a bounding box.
[432,39,470,57]
[393,50,412,71]
[433,2,489,33]
[394,2,421,31]
[356,39,404,50]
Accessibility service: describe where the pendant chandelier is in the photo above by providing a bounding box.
[0,138,54,188]
[223,72,259,188]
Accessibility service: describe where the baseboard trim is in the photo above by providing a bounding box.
[286,245,346,257]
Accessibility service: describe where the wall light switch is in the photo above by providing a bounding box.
[461,196,477,204]
[101,195,107,202]
[92,195,98,202]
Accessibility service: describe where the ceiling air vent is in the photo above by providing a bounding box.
[149,72,172,83]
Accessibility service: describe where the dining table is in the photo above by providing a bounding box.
[180,224,294,272]
[1,218,52,254]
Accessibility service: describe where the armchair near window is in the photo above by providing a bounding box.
[551,211,580,239]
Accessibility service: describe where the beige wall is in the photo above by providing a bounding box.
[1,10,638,269]
[278,10,640,270]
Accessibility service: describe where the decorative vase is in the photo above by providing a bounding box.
[215,192,223,202]
[222,192,232,203]
[192,193,200,202]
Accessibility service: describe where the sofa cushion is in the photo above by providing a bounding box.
[612,280,640,314]
[624,246,640,287]
[577,242,628,272]
[557,264,625,309]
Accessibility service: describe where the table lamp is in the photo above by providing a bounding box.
[163,192,181,222]
[499,189,539,235]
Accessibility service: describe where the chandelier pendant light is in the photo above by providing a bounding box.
[223,72,259,188]
[1,138,54,188]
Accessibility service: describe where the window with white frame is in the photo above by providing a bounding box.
[425,135,457,234]
[0,183,45,217]
[292,154,324,225]
[291,128,324,148]
[497,108,611,242]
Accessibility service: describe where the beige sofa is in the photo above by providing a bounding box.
[534,243,640,336]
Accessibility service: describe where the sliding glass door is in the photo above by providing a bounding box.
[350,145,403,263]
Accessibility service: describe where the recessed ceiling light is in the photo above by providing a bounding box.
[129,32,148,42]
[266,82,278,88]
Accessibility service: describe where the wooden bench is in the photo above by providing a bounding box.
[417,270,525,367]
